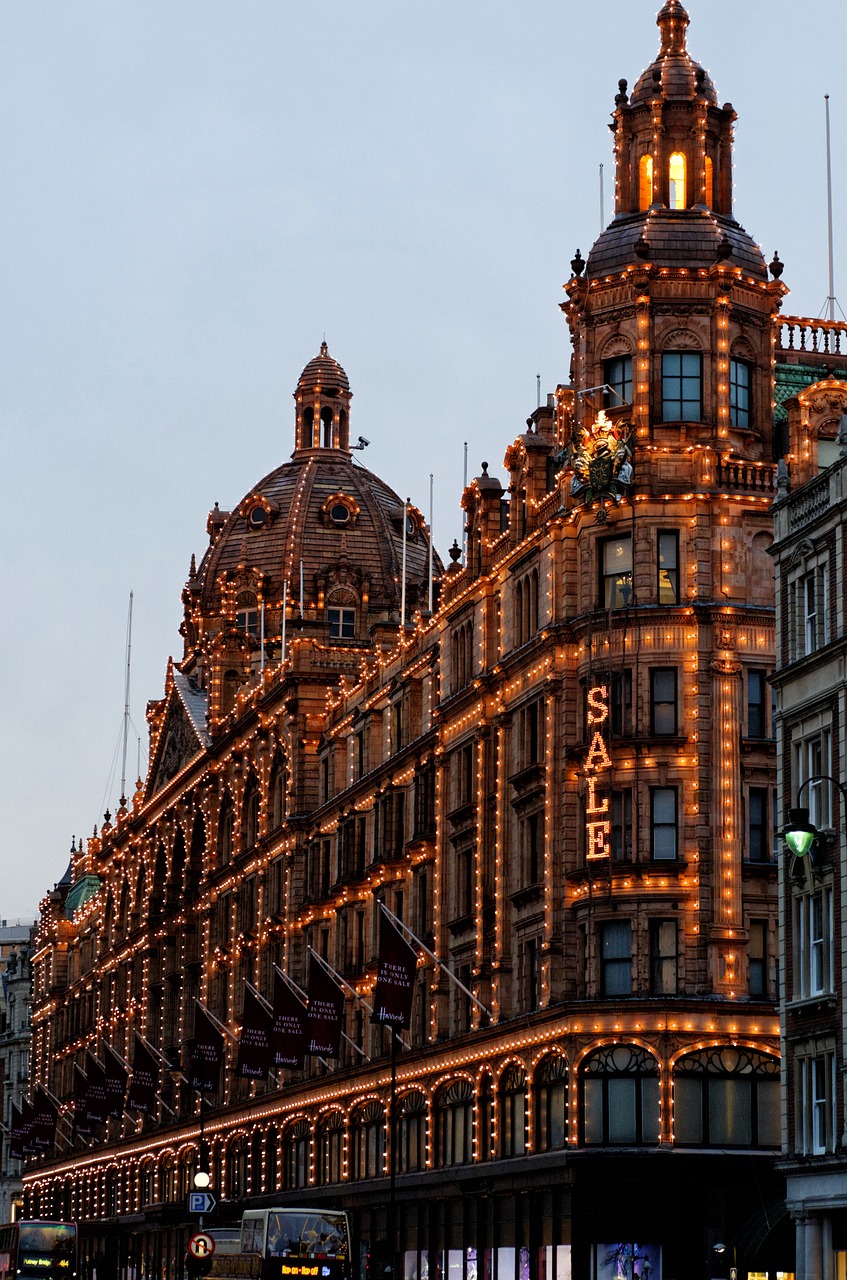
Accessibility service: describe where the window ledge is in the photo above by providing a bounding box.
[785,994,837,1018]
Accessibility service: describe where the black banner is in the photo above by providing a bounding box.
[20,1098,37,1155]
[83,1052,108,1126]
[127,1035,159,1113]
[189,1002,225,1094]
[102,1043,129,1119]
[72,1064,91,1137]
[371,913,418,1029]
[32,1086,58,1150]
[271,970,307,1070]
[236,986,273,1080]
[306,958,344,1058]
[9,1100,25,1160]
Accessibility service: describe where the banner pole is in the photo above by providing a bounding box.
[389,1029,399,1280]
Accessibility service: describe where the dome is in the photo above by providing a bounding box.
[586,209,768,280]
[630,1,717,107]
[184,346,441,664]
[297,340,350,394]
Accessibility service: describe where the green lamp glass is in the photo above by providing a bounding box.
[783,807,817,858]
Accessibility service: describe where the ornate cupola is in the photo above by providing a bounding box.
[565,0,787,460]
[617,0,734,217]
[293,341,352,453]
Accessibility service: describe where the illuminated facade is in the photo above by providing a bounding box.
[26,5,806,1279]
[771,337,847,1280]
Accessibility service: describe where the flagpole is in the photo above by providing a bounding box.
[378,901,492,1018]
[389,1029,399,1280]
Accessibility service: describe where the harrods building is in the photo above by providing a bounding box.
[24,4,822,1279]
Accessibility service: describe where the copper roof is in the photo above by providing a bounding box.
[630,0,717,107]
[586,210,767,280]
[296,341,350,393]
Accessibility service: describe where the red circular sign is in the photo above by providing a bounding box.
[188,1234,216,1260]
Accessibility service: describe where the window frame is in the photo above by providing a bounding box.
[657,530,680,605]
[661,351,703,423]
[650,667,678,736]
[328,606,356,641]
[649,919,678,996]
[600,919,632,997]
[604,355,633,408]
[730,358,752,428]
[650,787,678,862]
[600,535,634,610]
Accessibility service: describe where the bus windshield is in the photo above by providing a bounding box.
[17,1223,76,1275]
[266,1214,347,1259]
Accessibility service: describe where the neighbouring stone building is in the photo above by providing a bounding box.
[22,4,831,1279]
[0,921,36,1223]
[771,335,847,1280]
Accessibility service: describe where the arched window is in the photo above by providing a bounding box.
[266,1126,279,1192]
[226,1139,248,1200]
[580,1044,660,1146]
[243,775,260,849]
[250,1130,264,1195]
[106,1169,119,1217]
[316,1112,345,1185]
[217,794,234,867]
[168,826,186,906]
[673,1048,780,1147]
[435,1079,474,1167]
[178,1154,194,1199]
[222,670,240,716]
[476,1073,493,1161]
[283,1119,311,1189]
[351,1101,385,1181]
[669,152,687,209]
[705,155,714,207]
[534,1055,568,1151]
[139,1160,155,1208]
[396,1091,427,1173]
[639,154,653,210]
[302,406,314,447]
[499,1064,527,1157]
[270,756,286,829]
[187,812,205,899]
[158,1155,175,1204]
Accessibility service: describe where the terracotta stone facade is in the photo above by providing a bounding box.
[24,5,818,1279]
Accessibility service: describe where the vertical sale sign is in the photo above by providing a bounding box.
[585,684,612,860]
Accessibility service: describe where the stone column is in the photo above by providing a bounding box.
[804,1214,823,1280]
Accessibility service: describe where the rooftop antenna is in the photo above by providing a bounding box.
[537,374,541,409]
[824,95,837,322]
[119,591,133,807]
[600,163,605,231]
[462,441,468,566]
[428,474,434,614]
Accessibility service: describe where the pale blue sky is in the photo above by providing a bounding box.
[1,1,844,919]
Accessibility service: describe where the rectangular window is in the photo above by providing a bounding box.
[747,670,768,738]
[794,731,832,828]
[455,743,474,808]
[611,790,633,862]
[600,920,632,996]
[650,667,678,735]
[649,919,678,995]
[748,787,769,863]
[657,531,680,605]
[651,788,678,861]
[520,937,540,1011]
[601,536,633,609]
[730,359,752,428]
[802,565,829,655]
[328,607,356,640]
[749,919,767,998]
[523,810,542,885]
[392,701,404,751]
[611,670,633,737]
[604,355,633,408]
[662,351,702,422]
[794,888,834,999]
[800,1052,836,1155]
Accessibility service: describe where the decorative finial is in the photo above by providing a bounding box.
[615,79,629,106]
[188,553,197,580]
[634,234,650,261]
[571,248,585,277]
[448,539,462,564]
[481,461,489,474]
[769,251,784,279]
[657,0,690,57]
[776,459,790,498]
[716,235,733,262]
[320,339,328,356]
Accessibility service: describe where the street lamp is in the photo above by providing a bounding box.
[782,773,847,868]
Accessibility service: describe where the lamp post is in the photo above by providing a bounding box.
[782,773,847,869]
[193,1090,210,1228]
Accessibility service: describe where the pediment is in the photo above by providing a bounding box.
[147,671,209,797]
